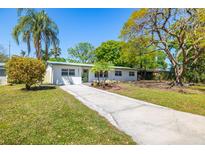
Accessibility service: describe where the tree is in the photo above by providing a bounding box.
[91,61,113,85]
[94,40,125,66]
[41,49,52,62]
[6,56,46,90]
[20,50,26,57]
[121,9,205,86]
[121,37,167,69]
[0,52,9,63]
[68,42,95,63]
[184,54,205,83]
[50,47,61,58]
[0,45,9,62]
[12,9,59,61]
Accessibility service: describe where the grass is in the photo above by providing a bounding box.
[108,83,205,116]
[189,85,205,92]
[0,85,135,145]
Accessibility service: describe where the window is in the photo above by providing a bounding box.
[115,71,122,76]
[129,71,135,76]
[69,69,75,76]
[95,72,100,78]
[0,69,6,76]
[95,71,108,78]
[61,69,68,76]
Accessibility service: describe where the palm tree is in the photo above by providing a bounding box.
[12,15,32,56]
[39,10,59,61]
[50,47,61,58]
[20,50,26,57]
[12,9,59,61]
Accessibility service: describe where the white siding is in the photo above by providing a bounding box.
[0,76,7,85]
[89,69,137,82]
[0,67,7,85]
[44,64,52,83]
[47,64,137,85]
[52,65,82,85]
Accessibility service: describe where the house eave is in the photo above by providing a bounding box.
[47,61,136,70]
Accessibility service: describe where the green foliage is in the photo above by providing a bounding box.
[121,9,205,85]
[0,45,9,63]
[41,49,52,62]
[6,57,46,90]
[94,40,125,66]
[20,50,26,57]
[91,61,113,73]
[50,47,61,58]
[0,52,9,63]
[184,55,205,83]
[12,9,59,60]
[68,42,95,63]
[121,38,167,69]
[48,57,66,62]
[156,51,167,69]
[91,61,113,82]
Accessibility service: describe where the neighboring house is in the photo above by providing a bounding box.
[0,63,7,85]
[45,61,137,85]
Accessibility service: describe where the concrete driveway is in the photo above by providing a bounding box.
[60,84,205,144]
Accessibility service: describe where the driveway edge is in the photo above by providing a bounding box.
[60,86,119,128]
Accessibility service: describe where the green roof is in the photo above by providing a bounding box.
[47,61,136,70]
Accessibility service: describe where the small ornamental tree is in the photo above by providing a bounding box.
[91,61,113,86]
[6,56,46,90]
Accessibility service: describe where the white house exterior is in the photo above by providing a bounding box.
[45,61,137,85]
[0,63,7,85]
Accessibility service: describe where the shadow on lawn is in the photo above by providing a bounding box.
[21,85,56,91]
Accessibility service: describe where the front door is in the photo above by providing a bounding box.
[82,69,89,83]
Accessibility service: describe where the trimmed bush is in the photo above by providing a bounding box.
[6,56,46,90]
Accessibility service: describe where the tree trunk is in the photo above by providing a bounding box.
[173,64,183,86]
[45,42,48,61]
[36,38,42,60]
[97,72,100,86]
[103,71,106,88]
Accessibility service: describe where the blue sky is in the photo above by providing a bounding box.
[0,8,135,58]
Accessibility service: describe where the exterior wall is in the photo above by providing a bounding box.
[52,65,82,85]
[0,76,7,85]
[44,64,52,84]
[88,69,137,82]
[0,66,7,85]
[47,64,137,85]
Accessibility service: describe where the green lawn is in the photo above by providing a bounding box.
[0,85,135,145]
[108,83,205,116]
[189,85,205,92]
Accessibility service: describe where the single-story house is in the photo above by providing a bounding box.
[45,61,138,85]
[0,63,7,85]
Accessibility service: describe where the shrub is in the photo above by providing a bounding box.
[6,56,46,90]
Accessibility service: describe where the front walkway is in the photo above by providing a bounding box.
[60,85,205,144]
